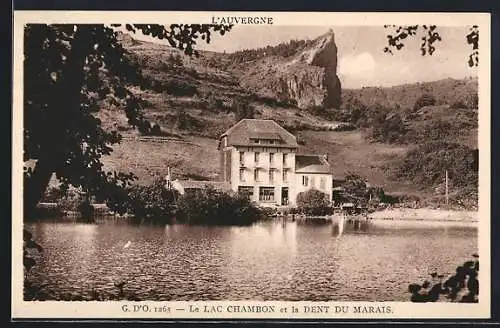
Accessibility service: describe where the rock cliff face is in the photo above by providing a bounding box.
[240,29,342,110]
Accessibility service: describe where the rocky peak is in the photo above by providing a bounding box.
[116,31,143,47]
[240,29,342,110]
[301,29,341,109]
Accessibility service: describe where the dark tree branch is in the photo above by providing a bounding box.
[383,25,478,67]
[23,24,232,216]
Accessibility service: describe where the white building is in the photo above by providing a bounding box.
[218,119,334,207]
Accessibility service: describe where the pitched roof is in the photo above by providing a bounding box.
[295,154,328,167]
[221,119,298,148]
[295,164,332,174]
[295,154,332,174]
[173,180,231,191]
[249,132,282,140]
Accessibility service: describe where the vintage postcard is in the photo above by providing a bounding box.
[12,11,491,320]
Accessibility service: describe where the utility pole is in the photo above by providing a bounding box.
[166,167,171,190]
[445,170,449,207]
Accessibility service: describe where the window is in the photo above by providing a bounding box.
[258,139,275,145]
[283,153,287,166]
[238,186,254,199]
[311,176,316,188]
[254,152,260,163]
[269,169,275,183]
[283,169,288,183]
[259,187,275,201]
[320,177,326,190]
[302,176,309,186]
[254,169,260,182]
[239,168,245,181]
[269,153,274,164]
[239,151,244,164]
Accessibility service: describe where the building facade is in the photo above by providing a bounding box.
[218,119,334,207]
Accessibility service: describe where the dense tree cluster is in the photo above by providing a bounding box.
[227,39,315,63]
[176,187,261,226]
[296,189,331,215]
[121,178,178,223]
[233,98,256,121]
[23,23,231,218]
[332,172,397,208]
[395,141,478,195]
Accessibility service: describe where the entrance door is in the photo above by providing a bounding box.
[281,187,289,205]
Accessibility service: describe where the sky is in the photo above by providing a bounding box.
[127,25,478,89]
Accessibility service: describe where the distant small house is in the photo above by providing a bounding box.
[294,154,334,203]
[171,180,231,196]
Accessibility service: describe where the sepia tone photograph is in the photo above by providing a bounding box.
[13,11,491,319]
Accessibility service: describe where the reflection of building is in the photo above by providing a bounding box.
[218,119,334,206]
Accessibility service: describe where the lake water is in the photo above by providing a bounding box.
[24,218,477,301]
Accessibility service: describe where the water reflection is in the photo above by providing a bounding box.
[331,218,373,237]
[25,218,477,301]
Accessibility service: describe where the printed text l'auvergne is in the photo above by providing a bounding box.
[211,16,274,25]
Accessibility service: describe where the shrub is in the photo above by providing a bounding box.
[296,189,331,215]
[176,186,261,225]
[339,172,371,206]
[150,123,161,136]
[137,120,152,135]
[163,79,197,97]
[450,100,467,109]
[333,123,356,132]
[23,229,43,272]
[233,98,255,121]
[124,178,178,223]
[56,188,87,212]
[176,110,206,131]
[409,255,479,303]
[203,92,227,112]
[419,119,456,142]
[370,112,407,144]
[326,109,353,123]
[466,92,478,109]
[332,172,394,207]
[37,185,97,218]
[413,93,437,111]
[167,53,183,67]
[342,98,368,125]
[78,197,94,221]
[41,185,66,203]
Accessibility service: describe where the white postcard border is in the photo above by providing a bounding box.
[11,10,492,320]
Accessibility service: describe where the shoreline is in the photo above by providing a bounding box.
[34,203,479,225]
[367,208,478,222]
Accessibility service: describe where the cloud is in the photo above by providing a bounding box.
[338,52,376,78]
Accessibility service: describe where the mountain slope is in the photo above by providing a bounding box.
[342,77,478,112]
[96,31,478,207]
